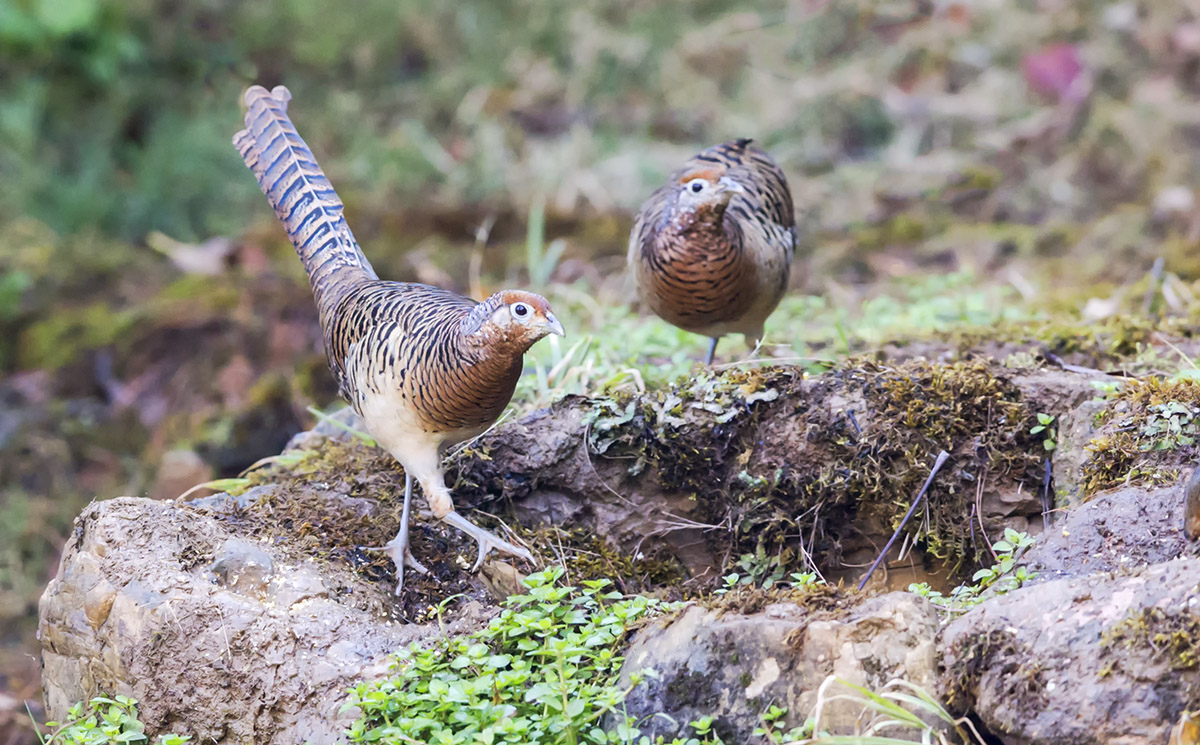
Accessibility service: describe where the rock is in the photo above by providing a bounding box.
[617,592,939,743]
[209,538,275,597]
[186,485,271,515]
[1024,483,1193,582]
[38,497,490,744]
[939,557,1200,744]
[150,449,214,501]
[284,406,366,451]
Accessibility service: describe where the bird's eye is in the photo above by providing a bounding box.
[687,179,706,194]
[513,302,530,318]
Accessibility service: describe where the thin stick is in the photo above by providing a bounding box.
[1037,457,1050,526]
[857,450,950,591]
[1142,256,1165,316]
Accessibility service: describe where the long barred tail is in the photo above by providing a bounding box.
[234,85,377,318]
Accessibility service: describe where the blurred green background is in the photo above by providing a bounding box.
[5,0,1200,740]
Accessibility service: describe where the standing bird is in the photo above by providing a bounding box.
[628,138,796,364]
[233,85,562,593]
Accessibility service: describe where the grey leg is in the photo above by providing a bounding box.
[704,337,719,366]
[381,473,430,594]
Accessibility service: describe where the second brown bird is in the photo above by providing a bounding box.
[628,138,796,364]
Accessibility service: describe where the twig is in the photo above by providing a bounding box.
[975,466,995,562]
[1042,350,1114,377]
[1158,334,1199,373]
[1041,457,1053,527]
[712,354,836,371]
[857,450,950,591]
[468,215,496,301]
[847,409,862,437]
[1142,256,1165,316]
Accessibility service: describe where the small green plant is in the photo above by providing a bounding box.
[1139,401,1200,450]
[34,696,189,745]
[715,564,822,595]
[793,676,986,744]
[1029,412,1057,451]
[525,194,568,287]
[752,705,815,743]
[347,567,703,745]
[910,529,1036,611]
[717,546,824,592]
[1090,379,1123,399]
[736,547,790,588]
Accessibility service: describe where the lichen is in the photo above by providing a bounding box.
[707,582,847,621]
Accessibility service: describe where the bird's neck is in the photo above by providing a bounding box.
[655,203,740,257]
[456,326,527,408]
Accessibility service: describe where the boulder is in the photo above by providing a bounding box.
[1024,483,1194,582]
[618,591,940,743]
[38,497,491,744]
[940,556,1200,744]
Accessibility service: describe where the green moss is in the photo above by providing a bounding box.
[15,273,244,370]
[522,525,687,595]
[1101,607,1200,671]
[852,213,936,251]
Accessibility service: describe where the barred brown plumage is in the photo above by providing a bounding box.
[234,85,564,594]
[628,138,796,364]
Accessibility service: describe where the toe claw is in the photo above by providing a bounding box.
[442,511,534,571]
[382,538,430,576]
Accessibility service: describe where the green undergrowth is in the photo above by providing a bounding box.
[345,567,714,745]
[34,696,188,745]
[517,270,1045,408]
[910,529,1037,613]
[1081,377,1200,495]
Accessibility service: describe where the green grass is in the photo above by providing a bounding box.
[514,269,1040,411]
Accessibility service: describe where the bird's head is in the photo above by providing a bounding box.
[463,290,565,352]
[674,166,745,214]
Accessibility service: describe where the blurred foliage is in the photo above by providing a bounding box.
[0,0,743,240]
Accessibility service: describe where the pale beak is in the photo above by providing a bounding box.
[717,176,744,193]
[545,313,565,337]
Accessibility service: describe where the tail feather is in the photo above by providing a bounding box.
[234,85,377,317]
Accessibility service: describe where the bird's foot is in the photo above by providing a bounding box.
[442,510,534,572]
[381,535,431,577]
[359,537,429,595]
